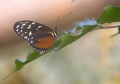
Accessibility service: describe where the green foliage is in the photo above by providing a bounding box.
[96,6,120,23]
[2,5,120,81]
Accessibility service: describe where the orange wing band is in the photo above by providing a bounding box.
[33,36,55,49]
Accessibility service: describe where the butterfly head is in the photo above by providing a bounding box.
[54,27,60,32]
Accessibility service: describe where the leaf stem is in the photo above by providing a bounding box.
[1,70,15,82]
[93,25,120,30]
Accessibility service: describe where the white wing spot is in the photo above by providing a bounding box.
[38,26,42,28]
[31,41,33,43]
[20,30,22,33]
[18,32,20,34]
[22,23,26,26]
[16,29,19,31]
[21,34,24,37]
[27,25,31,29]
[21,27,23,29]
[36,29,38,31]
[27,26,31,29]
[16,25,20,28]
[32,22,35,24]
[29,25,31,26]
[29,31,32,36]
[41,51,43,53]
[24,36,27,39]
[31,37,33,39]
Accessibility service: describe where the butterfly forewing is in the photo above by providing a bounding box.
[14,21,54,41]
[29,31,55,52]
[13,20,58,52]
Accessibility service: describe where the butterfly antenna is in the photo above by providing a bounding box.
[56,16,60,27]
[57,12,72,26]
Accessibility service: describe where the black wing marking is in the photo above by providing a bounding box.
[13,20,53,41]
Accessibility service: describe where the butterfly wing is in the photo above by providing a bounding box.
[29,31,55,52]
[13,20,53,41]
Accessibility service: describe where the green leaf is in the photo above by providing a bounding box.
[96,6,120,37]
[96,6,120,24]
[2,18,97,81]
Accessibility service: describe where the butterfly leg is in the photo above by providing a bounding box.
[45,35,64,64]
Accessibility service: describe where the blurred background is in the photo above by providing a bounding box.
[1,0,120,84]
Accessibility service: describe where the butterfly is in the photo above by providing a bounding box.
[13,21,59,53]
[13,12,71,53]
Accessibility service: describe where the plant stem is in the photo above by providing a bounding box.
[93,25,120,30]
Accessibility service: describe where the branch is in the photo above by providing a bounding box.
[93,24,120,31]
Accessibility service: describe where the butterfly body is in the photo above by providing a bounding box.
[14,20,58,53]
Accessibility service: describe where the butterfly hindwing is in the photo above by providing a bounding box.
[13,20,53,41]
[29,31,55,52]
